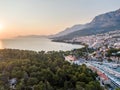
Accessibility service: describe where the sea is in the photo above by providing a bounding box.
[0,37,84,52]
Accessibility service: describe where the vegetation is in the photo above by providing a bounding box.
[116,88,120,90]
[106,48,120,57]
[0,49,103,90]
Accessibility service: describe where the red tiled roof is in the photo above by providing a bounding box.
[65,55,77,61]
[97,71,109,80]
[89,66,109,80]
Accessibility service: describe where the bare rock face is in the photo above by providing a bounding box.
[91,8,120,27]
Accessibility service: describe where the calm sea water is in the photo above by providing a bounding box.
[0,37,83,51]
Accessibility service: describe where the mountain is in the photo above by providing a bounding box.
[50,24,86,38]
[52,8,120,40]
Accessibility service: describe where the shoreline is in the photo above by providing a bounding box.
[51,39,87,46]
[1,37,85,52]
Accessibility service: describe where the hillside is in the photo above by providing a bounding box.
[50,24,86,38]
[52,8,120,40]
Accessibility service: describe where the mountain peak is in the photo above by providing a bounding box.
[90,8,120,27]
[116,8,120,11]
[116,8,120,15]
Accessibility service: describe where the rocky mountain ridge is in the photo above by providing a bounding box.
[52,8,120,40]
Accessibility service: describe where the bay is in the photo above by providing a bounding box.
[0,37,83,51]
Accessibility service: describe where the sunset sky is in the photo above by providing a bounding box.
[0,0,120,39]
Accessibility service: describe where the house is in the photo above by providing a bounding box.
[9,78,17,89]
[89,66,111,85]
[97,71,111,85]
[65,55,77,63]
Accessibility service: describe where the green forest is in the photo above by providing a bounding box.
[0,48,103,90]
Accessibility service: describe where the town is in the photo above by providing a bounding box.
[64,30,120,90]
[66,30,120,49]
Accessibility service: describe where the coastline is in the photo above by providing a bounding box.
[51,39,87,46]
[1,37,84,52]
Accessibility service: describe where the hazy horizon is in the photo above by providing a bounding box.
[0,0,120,39]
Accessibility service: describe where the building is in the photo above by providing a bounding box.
[89,66,111,85]
[9,78,17,89]
[65,55,77,63]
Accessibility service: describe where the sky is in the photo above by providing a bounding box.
[0,0,120,39]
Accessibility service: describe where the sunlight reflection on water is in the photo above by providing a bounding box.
[0,37,84,51]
